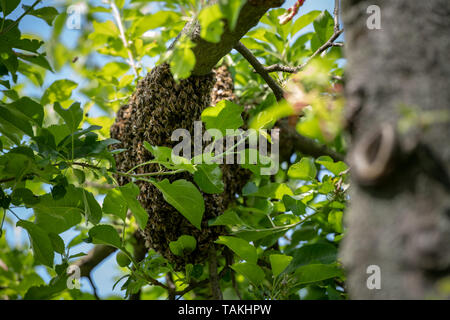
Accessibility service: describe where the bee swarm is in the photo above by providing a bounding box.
[110,64,250,268]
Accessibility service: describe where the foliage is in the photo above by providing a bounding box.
[0,0,347,300]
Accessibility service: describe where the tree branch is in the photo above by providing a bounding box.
[172,0,285,75]
[234,41,284,101]
[264,29,344,73]
[233,42,345,162]
[109,0,139,77]
[264,0,343,74]
[74,245,116,278]
[166,272,177,300]
[225,248,241,299]
[208,245,223,300]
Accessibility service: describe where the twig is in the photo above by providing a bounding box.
[174,262,229,298]
[265,0,343,74]
[129,230,148,300]
[0,177,15,184]
[225,248,242,299]
[87,275,100,300]
[234,41,284,101]
[109,1,138,77]
[334,0,340,32]
[175,278,209,298]
[208,245,223,300]
[263,64,298,73]
[70,162,185,179]
[264,29,344,74]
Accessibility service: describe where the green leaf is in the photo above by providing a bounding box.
[88,224,121,248]
[73,168,86,184]
[118,183,148,229]
[231,262,265,285]
[102,188,128,221]
[41,80,77,106]
[17,220,54,267]
[0,0,20,17]
[152,179,205,230]
[284,243,337,274]
[168,36,196,81]
[219,0,245,30]
[315,156,348,176]
[143,142,195,173]
[251,99,293,130]
[294,264,343,284]
[296,113,324,142]
[53,101,83,132]
[114,0,125,9]
[328,210,343,233]
[243,183,293,200]
[22,6,59,26]
[24,273,68,300]
[46,124,70,145]
[0,105,34,137]
[11,188,39,206]
[169,235,197,256]
[327,285,343,300]
[269,254,293,277]
[48,233,65,254]
[198,4,224,43]
[193,164,224,194]
[0,151,34,181]
[13,273,45,296]
[201,100,244,136]
[32,186,85,234]
[291,10,321,36]
[216,236,257,264]
[9,97,44,127]
[312,10,334,51]
[130,11,179,37]
[288,157,317,180]
[282,195,306,216]
[18,53,53,72]
[90,20,118,38]
[82,189,102,225]
[209,209,245,227]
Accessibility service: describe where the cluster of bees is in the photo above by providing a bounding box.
[110,64,250,268]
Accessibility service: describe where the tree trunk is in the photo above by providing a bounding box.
[341,0,450,299]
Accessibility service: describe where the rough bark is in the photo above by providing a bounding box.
[341,0,450,299]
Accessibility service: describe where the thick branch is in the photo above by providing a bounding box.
[173,0,285,75]
[74,245,116,278]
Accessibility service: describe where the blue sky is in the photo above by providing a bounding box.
[4,0,337,299]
